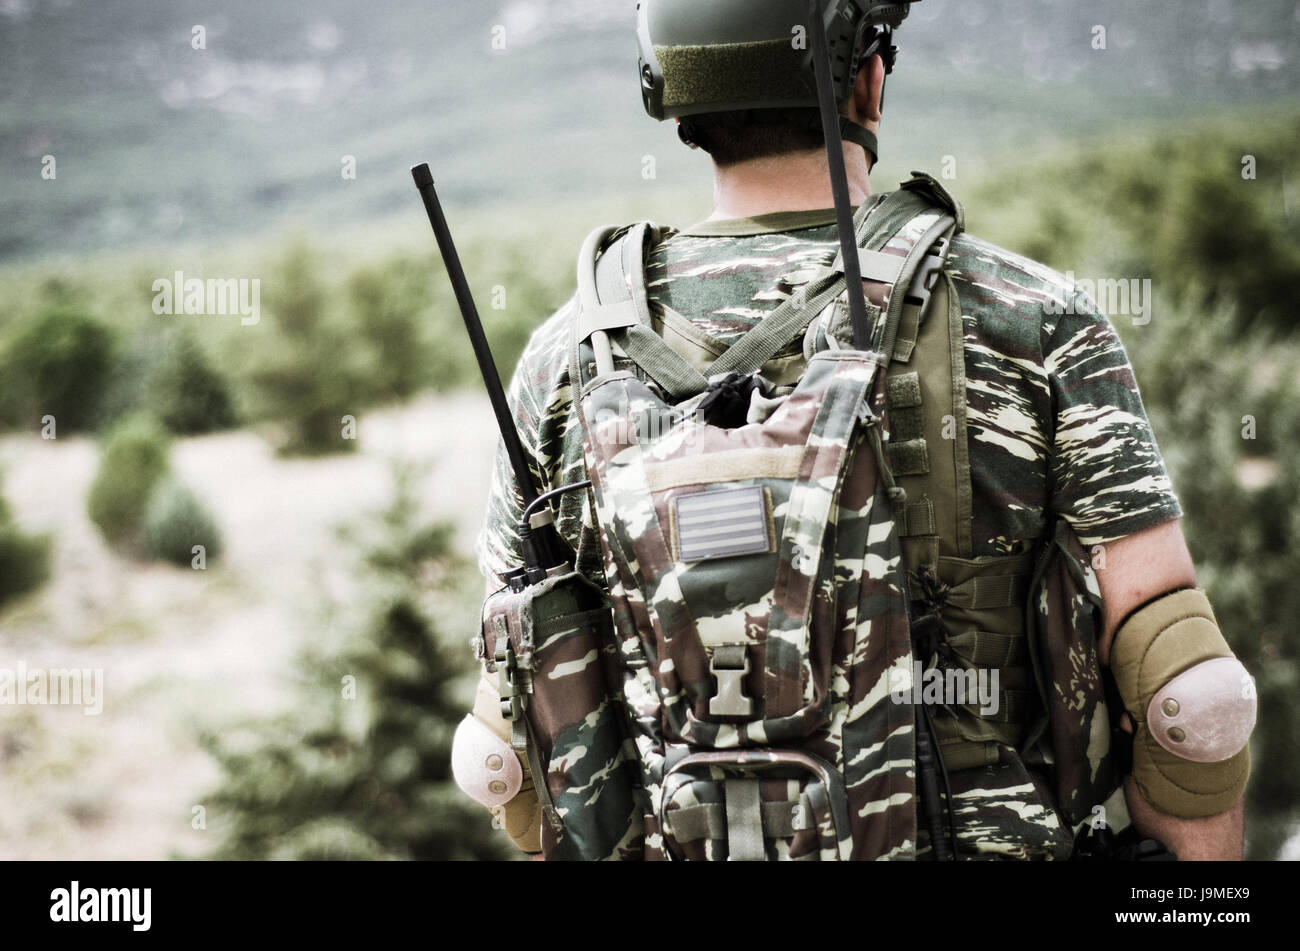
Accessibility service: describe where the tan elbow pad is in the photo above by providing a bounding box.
[451,674,543,854]
[1110,588,1255,818]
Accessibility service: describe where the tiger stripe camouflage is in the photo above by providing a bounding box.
[476,177,1183,860]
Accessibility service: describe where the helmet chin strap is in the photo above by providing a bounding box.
[677,111,878,165]
[837,116,879,168]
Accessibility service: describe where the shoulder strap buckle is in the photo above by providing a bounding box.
[904,234,952,317]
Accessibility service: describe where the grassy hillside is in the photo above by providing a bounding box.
[1,103,1297,443]
[2,0,1298,261]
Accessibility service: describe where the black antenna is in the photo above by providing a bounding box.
[412,164,536,505]
[808,0,873,351]
[412,163,576,581]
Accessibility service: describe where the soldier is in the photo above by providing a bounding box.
[453,0,1254,860]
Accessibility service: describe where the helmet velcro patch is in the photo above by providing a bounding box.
[656,40,811,112]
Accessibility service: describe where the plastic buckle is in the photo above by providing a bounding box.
[709,646,754,718]
[496,641,523,722]
[904,236,949,313]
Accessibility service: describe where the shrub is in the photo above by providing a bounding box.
[0,490,52,609]
[347,258,434,402]
[142,480,223,567]
[1152,166,1300,336]
[0,351,20,430]
[93,332,155,434]
[86,414,171,548]
[5,305,117,432]
[199,468,510,861]
[0,524,52,608]
[250,243,366,455]
[144,329,237,435]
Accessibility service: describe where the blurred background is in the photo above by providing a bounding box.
[0,0,1296,860]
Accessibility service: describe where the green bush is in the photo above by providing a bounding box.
[1150,165,1300,336]
[347,258,434,402]
[969,116,1300,341]
[93,333,155,434]
[5,305,117,432]
[250,243,366,455]
[199,468,510,860]
[142,480,223,567]
[0,524,52,608]
[86,414,171,547]
[0,491,52,609]
[143,329,237,435]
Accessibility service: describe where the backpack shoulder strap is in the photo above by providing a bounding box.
[855,173,970,567]
[717,186,960,378]
[571,222,708,399]
[900,170,965,230]
[838,176,961,364]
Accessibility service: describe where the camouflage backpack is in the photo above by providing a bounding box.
[480,173,1121,860]
[577,174,961,861]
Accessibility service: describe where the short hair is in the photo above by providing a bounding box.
[679,109,824,166]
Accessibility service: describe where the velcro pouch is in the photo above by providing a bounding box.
[479,570,646,859]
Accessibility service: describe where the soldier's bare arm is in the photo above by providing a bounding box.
[1094,518,1246,860]
[1095,519,1195,668]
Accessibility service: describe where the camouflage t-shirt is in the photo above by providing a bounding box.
[475,202,1183,859]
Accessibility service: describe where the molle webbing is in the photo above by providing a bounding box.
[916,548,1039,771]
[885,371,928,477]
[845,178,971,567]
[850,179,1036,772]
[669,796,806,844]
[655,41,811,112]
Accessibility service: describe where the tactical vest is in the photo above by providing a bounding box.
[479,173,1119,860]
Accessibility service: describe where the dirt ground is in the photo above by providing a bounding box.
[0,392,496,860]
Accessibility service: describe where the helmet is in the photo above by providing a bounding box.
[636,1,918,160]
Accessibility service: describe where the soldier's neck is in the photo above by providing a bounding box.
[708,143,873,221]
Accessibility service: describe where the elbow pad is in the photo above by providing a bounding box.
[1110,588,1255,818]
[451,674,543,853]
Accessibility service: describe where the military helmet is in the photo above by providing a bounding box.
[636,1,917,159]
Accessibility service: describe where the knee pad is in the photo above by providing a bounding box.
[451,674,543,853]
[1109,588,1255,818]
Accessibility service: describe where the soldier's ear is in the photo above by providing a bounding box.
[855,53,885,124]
